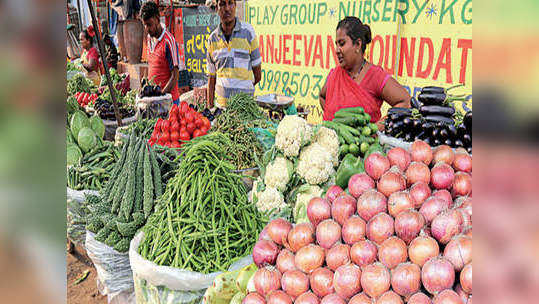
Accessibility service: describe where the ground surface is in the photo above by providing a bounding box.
[67,244,107,304]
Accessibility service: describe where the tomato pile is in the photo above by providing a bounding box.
[148,102,211,148]
[74,92,98,107]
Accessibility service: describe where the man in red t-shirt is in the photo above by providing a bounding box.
[140,1,182,104]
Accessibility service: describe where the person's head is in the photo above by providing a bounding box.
[335,16,372,69]
[217,0,236,25]
[103,34,112,45]
[79,26,95,50]
[140,1,162,38]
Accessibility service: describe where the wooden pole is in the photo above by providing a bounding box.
[86,0,123,126]
[76,0,83,33]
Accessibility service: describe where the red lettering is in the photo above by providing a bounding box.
[384,35,397,74]
[293,35,302,66]
[275,35,282,64]
[416,37,434,79]
[326,35,338,68]
[370,35,384,66]
[399,37,416,77]
[267,35,275,64]
[283,34,292,65]
[433,38,452,83]
[259,35,265,63]
[304,35,315,67]
[312,35,324,68]
[458,39,472,84]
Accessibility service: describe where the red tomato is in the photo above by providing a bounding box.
[161,120,171,132]
[169,112,178,123]
[192,129,203,138]
[186,122,196,134]
[180,102,189,115]
[155,119,163,132]
[185,111,194,123]
[201,117,211,129]
[200,126,209,135]
[170,131,180,142]
[170,104,179,117]
[179,130,190,141]
[160,131,170,142]
[171,141,181,148]
[171,121,181,132]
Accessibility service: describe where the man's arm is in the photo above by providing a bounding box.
[252,65,261,86]
[163,66,179,94]
[207,76,216,108]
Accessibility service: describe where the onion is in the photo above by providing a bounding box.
[295,244,325,274]
[267,219,293,245]
[350,240,378,267]
[254,266,282,297]
[378,237,408,269]
[419,197,449,224]
[463,227,472,238]
[375,290,404,304]
[326,185,344,203]
[431,210,463,244]
[361,262,391,298]
[432,290,461,304]
[410,182,432,208]
[408,235,440,267]
[453,152,472,173]
[326,243,351,271]
[390,263,421,298]
[365,152,391,180]
[387,191,414,218]
[320,294,346,304]
[357,190,388,221]
[332,194,357,225]
[349,173,376,198]
[267,290,292,304]
[366,213,394,245]
[286,223,315,252]
[334,264,362,299]
[253,240,279,267]
[443,235,472,271]
[276,249,298,273]
[282,270,310,299]
[421,257,455,295]
[451,172,472,197]
[342,216,366,245]
[410,140,433,165]
[405,162,431,186]
[310,268,335,298]
[308,198,332,227]
[432,190,453,207]
[431,163,455,190]
[296,292,320,304]
[395,209,425,244]
[316,219,342,249]
[377,168,406,197]
[349,293,373,304]
[455,284,468,303]
[388,147,412,172]
[460,263,472,294]
[433,145,455,165]
[408,292,432,304]
[243,292,266,304]
[259,226,271,241]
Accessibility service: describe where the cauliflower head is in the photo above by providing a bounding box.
[293,184,323,223]
[275,115,313,157]
[297,142,336,185]
[255,187,286,213]
[314,126,340,166]
[264,156,294,192]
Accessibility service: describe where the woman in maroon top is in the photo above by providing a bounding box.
[320,17,410,123]
[79,26,102,86]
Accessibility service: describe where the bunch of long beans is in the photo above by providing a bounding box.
[226,93,265,121]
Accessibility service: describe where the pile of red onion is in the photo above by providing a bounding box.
[248,141,472,304]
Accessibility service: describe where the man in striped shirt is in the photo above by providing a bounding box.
[206,0,262,108]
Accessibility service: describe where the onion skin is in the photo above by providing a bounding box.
[253,240,279,267]
[326,243,351,271]
[332,194,357,226]
[349,173,376,198]
[432,289,462,304]
[375,290,404,304]
[295,244,325,274]
[410,182,432,208]
[259,227,271,241]
[334,263,362,299]
[316,219,342,249]
[378,237,408,269]
[408,235,440,267]
[296,292,320,304]
[357,190,388,222]
[420,197,449,224]
[411,140,433,166]
[267,219,293,246]
[377,169,406,197]
[310,268,335,298]
[361,262,391,298]
[387,191,414,218]
[266,290,292,304]
[349,293,373,304]
[405,162,431,186]
[443,235,472,271]
[451,172,472,197]
[388,147,412,172]
[308,197,332,227]
[432,190,453,207]
[254,267,282,297]
[421,257,455,295]
[453,152,472,173]
[366,213,395,245]
[455,284,467,302]
[431,210,464,244]
[395,209,426,244]
[431,163,455,190]
[433,145,455,165]
[276,249,298,273]
[342,216,366,245]
[390,262,421,298]
[408,292,432,304]
[281,270,310,299]
[460,263,472,294]
[326,186,344,203]
[286,223,315,253]
[243,292,266,304]
[320,294,346,304]
[365,152,391,180]
[350,240,378,267]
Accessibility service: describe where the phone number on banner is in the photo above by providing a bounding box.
[257,68,327,99]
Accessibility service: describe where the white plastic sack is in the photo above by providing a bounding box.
[66,188,99,246]
[377,131,412,150]
[129,231,253,304]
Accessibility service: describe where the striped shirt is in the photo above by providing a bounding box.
[206,18,262,108]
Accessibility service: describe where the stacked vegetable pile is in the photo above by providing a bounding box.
[85,133,163,252]
[99,68,130,96]
[93,97,136,121]
[67,141,119,190]
[247,140,472,303]
[67,110,106,166]
[67,73,95,95]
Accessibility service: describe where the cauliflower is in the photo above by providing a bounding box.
[255,187,286,213]
[313,126,340,166]
[275,115,313,157]
[264,156,294,192]
[293,184,323,223]
[297,142,336,185]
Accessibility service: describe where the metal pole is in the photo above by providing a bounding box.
[86,0,123,126]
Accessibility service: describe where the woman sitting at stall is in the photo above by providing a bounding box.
[79,26,102,86]
[320,17,410,123]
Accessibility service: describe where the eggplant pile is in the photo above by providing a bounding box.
[140,79,164,97]
[94,98,136,121]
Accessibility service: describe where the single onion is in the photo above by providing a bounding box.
[458,197,472,217]
[410,182,432,208]
[432,290,461,304]
[375,290,404,304]
[342,216,366,245]
[452,172,472,197]
[254,266,282,297]
[377,168,406,197]
[276,249,298,273]
[310,268,335,298]
[320,294,346,304]
[349,293,373,304]
[316,219,342,249]
[267,290,292,304]
[433,145,455,165]
[326,243,351,271]
[334,264,362,299]
[378,237,408,269]
[408,235,439,267]
[295,244,325,274]
[453,152,472,173]
[432,190,453,207]
[455,284,468,303]
[388,191,414,218]
[405,162,431,186]
[461,263,472,294]
[366,213,394,245]
[243,292,266,304]
[365,152,391,180]
[431,163,455,190]
[357,190,388,222]
[395,209,425,244]
[419,197,449,224]
[259,226,271,241]
[391,262,421,298]
[350,240,378,267]
[388,147,412,172]
[408,292,432,304]
[282,270,310,299]
[443,235,472,271]
[253,240,279,267]
[286,223,315,252]
[421,257,455,295]
[308,198,332,227]
[332,194,357,225]
[349,173,376,198]
[326,185,344,203]
[295,292,320,304]
[267,219,292,245]
[361,262,391,298]
[410,140,433,166]
[431,210,463,244]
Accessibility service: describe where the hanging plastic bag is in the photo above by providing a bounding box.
[66,188,99,247]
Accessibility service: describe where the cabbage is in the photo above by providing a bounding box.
[70,111,90,139]
[77,127,97,153]
[90,115,105,139]
[66,128,75,144]
[67,144,83,166]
